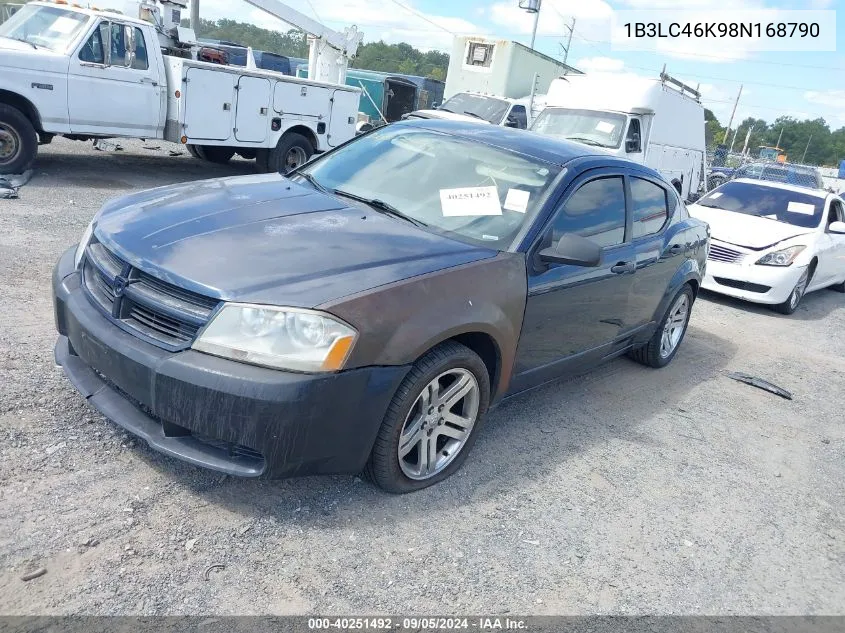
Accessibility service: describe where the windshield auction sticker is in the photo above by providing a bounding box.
[611,9,836,54]
[440,187,502,217]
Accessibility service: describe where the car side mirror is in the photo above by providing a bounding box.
[539,233,602,267]
[625,134,641,153]
[829,221,845,235]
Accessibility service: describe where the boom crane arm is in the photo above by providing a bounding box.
[242,0,363,84]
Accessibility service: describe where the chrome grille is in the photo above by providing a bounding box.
[708,243,745,264]
[81,239,220,350]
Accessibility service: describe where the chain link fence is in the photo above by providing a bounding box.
[705,148,845,194]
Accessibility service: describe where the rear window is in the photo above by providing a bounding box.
[698,181,824,229]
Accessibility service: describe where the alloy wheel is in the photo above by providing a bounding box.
[397,368,480,480]
[660,293,690,359]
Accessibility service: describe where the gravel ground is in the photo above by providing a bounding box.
[0,138,844,616]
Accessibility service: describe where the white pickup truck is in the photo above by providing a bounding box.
[0,1,361,175]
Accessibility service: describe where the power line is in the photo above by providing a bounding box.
[386,0,456,35]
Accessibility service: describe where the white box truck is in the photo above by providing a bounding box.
[531,72,706,200]
[0,0,361,175]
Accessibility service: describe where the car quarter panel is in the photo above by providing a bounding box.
[318,253,528,403]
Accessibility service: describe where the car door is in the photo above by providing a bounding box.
[627,175,681,330]
[67,20,162,137]
[510,171,635,394]
[814,198,845,285]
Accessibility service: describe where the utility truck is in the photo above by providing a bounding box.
[0,0,363,175]
[531,71,706,201]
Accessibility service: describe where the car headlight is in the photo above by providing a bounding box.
[756,245,806,267]
[73,220,95,269]
[192,304,358,373]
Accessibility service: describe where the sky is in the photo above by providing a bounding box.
[185,0,845,130]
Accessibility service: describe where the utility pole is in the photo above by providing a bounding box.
[722,84,743,145]
[729,126,740,153]
[776,127,784,148]
[562,17,575,65]
[191,0,200,35]
[801,134,812,163]
[741,123,755,156]
[519,0,542,51]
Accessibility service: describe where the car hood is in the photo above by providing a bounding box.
[93,174,496,307]
[0,38,70,70]
[688,204,814,249]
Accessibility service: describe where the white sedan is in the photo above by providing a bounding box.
[688,178,845,314]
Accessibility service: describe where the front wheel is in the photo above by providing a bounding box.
[365,341,490,494]
[0,103,37,175]
[628,285,694,368]
[774,268,809,315]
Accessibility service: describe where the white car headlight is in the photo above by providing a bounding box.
[192,303,358,373]
[74,220,95,269]
[756,245,806,267]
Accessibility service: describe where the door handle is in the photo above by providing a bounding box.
[140,78,158,86]
[611,261,635,274]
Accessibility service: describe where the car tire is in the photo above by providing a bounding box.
[268,133,314,175]
[628,284,695,368]
[774,268,809,315]
[199,145,236,164]
[0,103,38,175]
[186,144,202,159]
[365,341,491,494]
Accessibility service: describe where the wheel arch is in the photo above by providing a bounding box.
[280,124,319,151]
[0,90,43,132]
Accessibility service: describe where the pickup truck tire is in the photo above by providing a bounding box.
[628,284,694,368]
[268,133,313,174]
[0,104,37,175]
[364,341,490,494]
[185,144,202,159]
[199,146,236,164]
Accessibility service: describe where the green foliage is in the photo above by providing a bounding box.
[188,19,449,79]
[706,112,845,166]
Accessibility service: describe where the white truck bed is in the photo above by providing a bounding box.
[164,57,361,150]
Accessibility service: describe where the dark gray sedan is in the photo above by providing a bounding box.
[52,120,709,493]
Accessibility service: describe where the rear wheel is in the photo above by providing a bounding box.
[365,341,490,494]
[628,285,694,368]
[268,133,314,174]
[0,103,37,175]
[185,144,202,159]
[774,268,809,315]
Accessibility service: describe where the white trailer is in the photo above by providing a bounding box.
[0,0,362,174]
[531,72,706,200]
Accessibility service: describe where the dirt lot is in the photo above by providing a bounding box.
[0,138,844,616]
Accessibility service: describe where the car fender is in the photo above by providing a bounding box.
[319,253,528,401]
[650,246,704,325]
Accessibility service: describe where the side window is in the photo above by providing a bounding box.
[626,118,641,152]
[631,177,669,239]
[509,105,528,129]
[550,177,626,248]
[827,200,843,227]
[79,21,109,64]
[110,23,127,66]
[133,27,149,70]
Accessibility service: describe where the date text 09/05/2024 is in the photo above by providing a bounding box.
[307,617,528,630]
[623,22,820,38]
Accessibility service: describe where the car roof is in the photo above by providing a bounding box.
[728,178,831,199]
[397,118,639,169]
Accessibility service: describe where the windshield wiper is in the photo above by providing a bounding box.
[436,107,455,113]
[332,189,428,228]
[462,111,486,120]
[7,36,37,49]
[564,136,604,147]
[295,171,328,193]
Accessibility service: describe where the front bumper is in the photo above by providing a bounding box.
[52,247,411,478]
[701,257,806,305]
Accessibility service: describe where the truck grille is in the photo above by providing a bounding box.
[708,243,745,264]
[81,240,220,350]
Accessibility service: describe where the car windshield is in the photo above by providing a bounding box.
[296,126,561,249]
[438,93,510,124]
[697,181,824,229]
[531,108,627,149]
[0,4,90,52]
